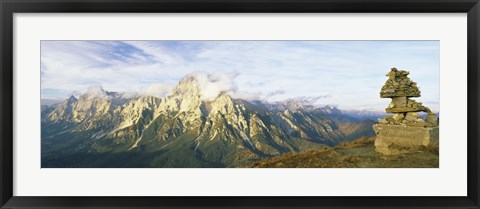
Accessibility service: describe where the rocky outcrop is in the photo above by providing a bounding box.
[373,125,439,155]
[374,68,439,155]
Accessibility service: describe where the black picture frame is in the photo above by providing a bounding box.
[1,0,479,208]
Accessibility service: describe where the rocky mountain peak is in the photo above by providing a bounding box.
[80,86,126,102]
[317,106,342,115]
[66,95,78,103]
[172,75,202,98]
[209,93,236,115]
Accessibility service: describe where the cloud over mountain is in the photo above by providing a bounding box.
[138,83,174,98]
[188,71,239,101]
[41,41,440,111]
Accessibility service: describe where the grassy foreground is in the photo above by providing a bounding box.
[250,137,439,168]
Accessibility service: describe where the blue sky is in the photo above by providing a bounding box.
[40,40,439,112]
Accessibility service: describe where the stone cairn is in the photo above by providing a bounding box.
[373,68,439,155]
[378,68,438,126]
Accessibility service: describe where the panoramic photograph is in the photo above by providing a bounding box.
[41,41,439,168]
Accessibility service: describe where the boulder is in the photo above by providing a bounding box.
[385,106,427,113]
[405,112,420,121]
[426,113,439,125]
[391,96,407,107]
[378,118,389,124]
[373,124,439,155]
[392,113,405,122]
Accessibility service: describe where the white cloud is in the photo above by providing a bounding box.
[41,41,440,112]
[121,41,184,65]
[139,83,174,98]
[85,85,108,99]
[187,71,238,101]
[231,90,262,101]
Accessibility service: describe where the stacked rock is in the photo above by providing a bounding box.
[377,68,438,127]
[373,68,439,155]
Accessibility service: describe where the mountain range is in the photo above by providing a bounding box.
[41,75,376,168]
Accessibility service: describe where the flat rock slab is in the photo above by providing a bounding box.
[373,124,439,155]
[385,106,427,113]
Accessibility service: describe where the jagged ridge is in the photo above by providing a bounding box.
[41,75,375,168]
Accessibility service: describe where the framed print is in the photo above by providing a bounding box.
[1,0,479,208]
